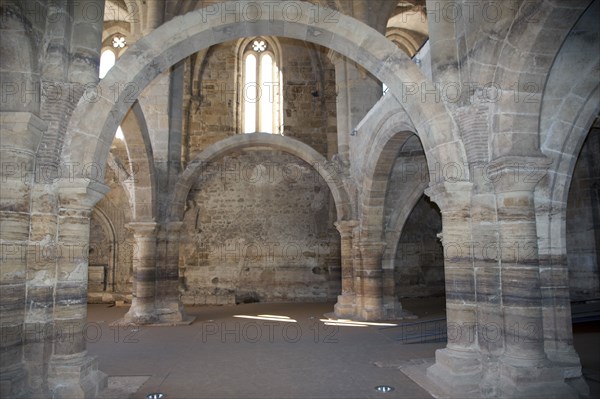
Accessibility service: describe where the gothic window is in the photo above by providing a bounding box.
[99,35,127,79]
[99,49,116,79]
[99,35,127,140]
[240,37,283,134]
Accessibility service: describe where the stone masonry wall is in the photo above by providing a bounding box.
[395,195,445,298]
[185,38,337,160]
[179,150,340,305]
[88,155,134,302]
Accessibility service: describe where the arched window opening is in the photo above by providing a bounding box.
[99,35,127,79]
[100,35,128,141]
[241,38,283,134]
[99,49,116,79]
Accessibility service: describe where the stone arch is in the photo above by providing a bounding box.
[535,0,600,365]
[120,101,158,221]
[168,133,351,221]
[536,0,600,280]
[88,206,118,293]
[489,0,593,159]
[356,100,422,240]
[62,0,467,186]
[382,179,429,272]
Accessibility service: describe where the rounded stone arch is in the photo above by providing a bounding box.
[358,105,422,240]
[488,0,593,159]
[62,0,467,187]
[536,0,600,265]
[168,133,351,221]
[534,0,600,362]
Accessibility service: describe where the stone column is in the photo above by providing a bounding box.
[0,113,45,398]
[47,179,108,399]
[123,222,158,324]
[490,158,576,397]
[381,267,411,319]
[155,221,191,324]
[538,200,586,393]
[143,0,164,34]
[70,0,104,84]
[470,188,504,396]
[425,181,482,394]
[333,220,358,318]
[355,240,386,321]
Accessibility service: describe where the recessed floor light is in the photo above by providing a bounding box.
[147,393,165,399]
[375,385,395,393]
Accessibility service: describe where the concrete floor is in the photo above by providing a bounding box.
[86,298,600,399]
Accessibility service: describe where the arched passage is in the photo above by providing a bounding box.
[536,0,600,370]
[62,0,468,186]
[169,133,351,221]
[88,207,117,296]
[489,1,593,159]
[158,133,348,312]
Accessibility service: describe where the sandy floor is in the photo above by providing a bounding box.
[86,298,599,399]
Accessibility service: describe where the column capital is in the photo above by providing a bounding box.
[58,179,109,210]
[334,219,359,236]
[0,112,47,152]
[425,181,473,212]
[126,221,159,237]
[488,155,551,193]
[358,240,386,257]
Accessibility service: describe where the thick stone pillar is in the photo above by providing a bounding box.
[155,221,191,324]
[382,267,396,317]
[470,188,504,397]
[143,0,164,34]
[70,0,104,84]
[123,222,158,324]
[426,182,482,395]
[0,112,45,398]
[538,200,586,393]
[47,180,108,399]
[490,158,576,398]
[354,240,386,321]
[333,220,358,318]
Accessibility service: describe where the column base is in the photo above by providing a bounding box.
[426,348,482,396]
[155,300,195,325]
[499,359,578,398]
[333,294,356,318]
[48,354,107,399]
[0,364,28,399]
[382,297,417,320]
[355,305,383,321]
[546,347,589,396]
[114,300,195,326]
[121,306,158,325]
